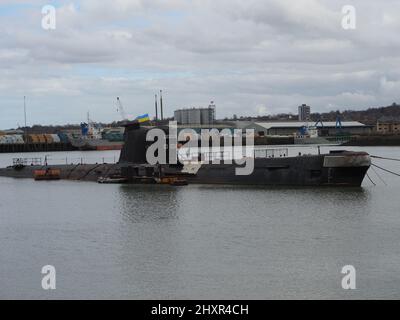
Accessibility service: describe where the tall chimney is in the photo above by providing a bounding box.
[160,90,164,121]
[155,94,158,121]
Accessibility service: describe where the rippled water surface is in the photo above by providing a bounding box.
[1,146,400,299]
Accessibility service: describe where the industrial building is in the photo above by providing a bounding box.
[174,103,216,125]
[376,116,400,134]
[298,104,311,121]
[243,121,372,136]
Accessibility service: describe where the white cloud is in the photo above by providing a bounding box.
[0,0,400,128]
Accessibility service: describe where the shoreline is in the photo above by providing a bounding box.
[343,135,400,146]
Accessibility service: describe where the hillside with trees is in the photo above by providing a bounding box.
[225,103,400,125]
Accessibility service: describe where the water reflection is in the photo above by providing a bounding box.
[181,184,373,222]
[116,184,182,223]
[113,185,187,298]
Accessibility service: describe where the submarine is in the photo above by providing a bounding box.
[0,121,371,187]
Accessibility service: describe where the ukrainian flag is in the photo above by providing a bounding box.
[136,114,150,123]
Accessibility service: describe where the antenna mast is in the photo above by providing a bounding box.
[160,90,164,121]
[23,96,27,147]
[155,94,158,121]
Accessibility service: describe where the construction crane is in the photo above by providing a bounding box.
[336,115,343,131]
[116,97,128,121]
[315,118,324,128]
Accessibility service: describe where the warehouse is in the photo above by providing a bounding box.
[243,121,373,136]
[376,116,400,134]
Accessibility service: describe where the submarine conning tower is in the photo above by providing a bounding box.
[119,121,171,165]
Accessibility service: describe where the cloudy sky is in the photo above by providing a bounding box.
[0,0,399,128]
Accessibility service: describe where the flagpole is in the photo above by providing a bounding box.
[24,96,27,150]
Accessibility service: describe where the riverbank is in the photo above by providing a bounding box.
[0,142,76,153]
[343,135,400,146]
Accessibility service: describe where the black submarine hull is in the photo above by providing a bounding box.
[0,122,371,187]
[0,153,370,187]
[182,155,369,186]
[0,164,122,182]
[121,152,371,187]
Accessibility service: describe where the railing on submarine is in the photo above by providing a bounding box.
[13,158,42,166]
[178,147,289,162]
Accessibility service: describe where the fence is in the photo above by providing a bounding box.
[13,158,43,166]
[46,156,119,165]
[12,156,118,166]
[179,147,290,163]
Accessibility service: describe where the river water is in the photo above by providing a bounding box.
[1,146,400,299]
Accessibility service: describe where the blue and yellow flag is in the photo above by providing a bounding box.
[136,114,150,123]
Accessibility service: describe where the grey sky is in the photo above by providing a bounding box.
[0,0,399,128]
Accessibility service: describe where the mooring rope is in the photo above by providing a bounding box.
[78,163,103,180]
[371,155,400,162]
[371,163,400,178]
[371,166,387,186]
[366,172,376,186]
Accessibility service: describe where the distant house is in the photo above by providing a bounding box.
[377,116,400,134]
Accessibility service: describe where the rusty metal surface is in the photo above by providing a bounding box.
[323,153,371,168]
